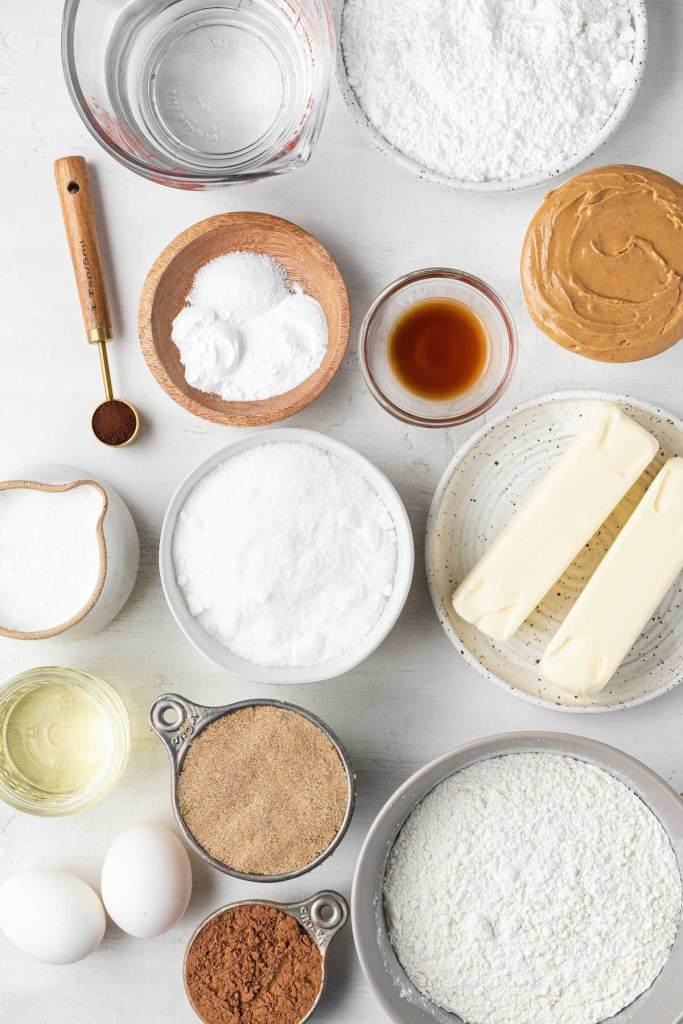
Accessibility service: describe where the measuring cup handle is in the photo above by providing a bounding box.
[298,891,349,949]
[54,155,112,344]
[149,693,207,760]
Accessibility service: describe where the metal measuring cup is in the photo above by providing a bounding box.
[149,693,356,882]
[183,891,348,1024]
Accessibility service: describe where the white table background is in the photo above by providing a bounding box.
[2,1,683,1020]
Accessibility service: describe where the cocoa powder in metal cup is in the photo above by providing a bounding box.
[184,903,323,1024]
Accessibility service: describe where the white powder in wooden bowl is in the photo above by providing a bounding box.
[172,252,328,401]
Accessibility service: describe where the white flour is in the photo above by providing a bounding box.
[0,484,104,633]
[341,0,637,182]
[384,753,681,1024]
[172,252,328,401]
[172,442,398,667]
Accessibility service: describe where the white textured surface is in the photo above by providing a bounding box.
[384,753,682,1024]
[1,1,683,1021]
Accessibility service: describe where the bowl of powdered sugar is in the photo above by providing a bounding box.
[337,0,647,192]
[159,429,414,683]
[352,732,683,1024]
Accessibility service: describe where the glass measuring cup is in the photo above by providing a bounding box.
[62,0,335,188]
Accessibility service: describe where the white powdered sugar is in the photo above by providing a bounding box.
[172,442,398,667]
[341,0,638,182]
[0,484,105,633]
[172,252,328,401]
[384,753,681,1024]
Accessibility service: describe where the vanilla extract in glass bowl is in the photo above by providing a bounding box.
[388,297,489,402]
[360,268,517,428]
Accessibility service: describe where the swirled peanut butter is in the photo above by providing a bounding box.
[522,165,683,362]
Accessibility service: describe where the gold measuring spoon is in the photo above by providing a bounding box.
[55,155,140,448]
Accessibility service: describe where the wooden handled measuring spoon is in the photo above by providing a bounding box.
[55,156,140,448]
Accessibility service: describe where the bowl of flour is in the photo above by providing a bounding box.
[337,0,647,192]
[352,732,683,1024]
[159,429,414,684]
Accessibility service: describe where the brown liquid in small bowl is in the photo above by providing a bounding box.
[388,298,488,401]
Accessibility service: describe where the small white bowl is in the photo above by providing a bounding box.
[159,429,414,684]
[336,0,647,193]
[0,463,139,643]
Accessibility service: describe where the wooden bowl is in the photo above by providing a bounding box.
[138,213,350,427]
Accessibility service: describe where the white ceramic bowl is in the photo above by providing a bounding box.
[352,732,683,1024]
[336,0,647,193]
[426,391,683,713]
[0,463,139,643]
[159,429,414,684]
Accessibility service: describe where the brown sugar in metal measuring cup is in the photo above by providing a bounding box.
[149,694,356,882]
[183,892,348,1024]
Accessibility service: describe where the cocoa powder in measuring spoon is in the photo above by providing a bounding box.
[91,400,138,447]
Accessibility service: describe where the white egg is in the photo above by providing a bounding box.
[101,823,192,939]
[0,869,106,964]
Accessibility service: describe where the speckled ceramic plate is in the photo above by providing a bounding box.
[335,0,647,193]
[426,391,683,713]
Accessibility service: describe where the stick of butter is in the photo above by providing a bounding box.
[452,404,658,643]
[540,458,683,697]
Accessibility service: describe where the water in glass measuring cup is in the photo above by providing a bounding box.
[96,0,332,179]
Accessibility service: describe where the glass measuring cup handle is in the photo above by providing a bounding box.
[149,693,210,762]
[288,891,349,952]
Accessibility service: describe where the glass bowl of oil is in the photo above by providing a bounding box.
[0,667,130,816]
[359,268,517,428]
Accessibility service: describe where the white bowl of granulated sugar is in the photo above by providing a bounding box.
[159,429,414,684]
[336,0,647,192]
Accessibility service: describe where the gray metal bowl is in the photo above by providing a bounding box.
[352,732,683,1024]
[150,692,355,882]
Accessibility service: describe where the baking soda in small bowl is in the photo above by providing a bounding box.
[172,441,398,668]
[172,252,328,402]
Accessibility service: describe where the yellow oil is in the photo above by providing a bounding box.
[0,677,113,803]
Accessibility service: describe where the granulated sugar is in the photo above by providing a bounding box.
[172,442,398,667]
[0,483,105,633]
[384,753,681,1024]
[341,0,637,182]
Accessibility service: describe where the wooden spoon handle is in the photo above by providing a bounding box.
[55,155,112,344]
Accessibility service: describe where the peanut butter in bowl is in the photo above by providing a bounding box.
[522,165,683,362]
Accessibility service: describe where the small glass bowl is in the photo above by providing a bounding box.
[359,269,517,428]
[0,667,130,816]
